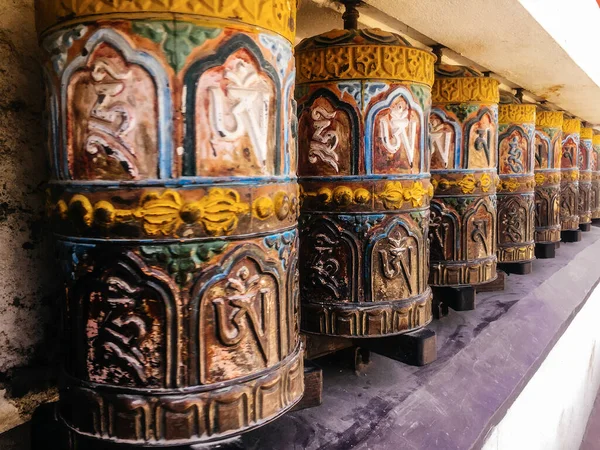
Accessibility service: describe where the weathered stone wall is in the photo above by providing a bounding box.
[0,0,60,433]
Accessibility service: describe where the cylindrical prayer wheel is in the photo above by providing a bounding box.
[429,65,499,287]
[592,132,600,220]
[579,127,594,229]
[496,98,536,268]
[295,29,435,337]
[534,111,563,252]
[561,119,581,234]
[36,1,303,446]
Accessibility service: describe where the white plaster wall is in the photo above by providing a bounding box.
[482,285,600,450]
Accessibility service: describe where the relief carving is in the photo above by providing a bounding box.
[465,109,496,169]
[372,222,419,301]
[429,112,456,169]
[67,43,159,180]
[373,93,421,174]
[73,251,177,389]
[197,254,282,385]
[464,199,495,260]
[309,105,340,172]
[193,47,277,176]
[429,203,458,261]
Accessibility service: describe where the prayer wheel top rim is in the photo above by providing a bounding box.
[295,28,436,86]
[34,0,298,43]
[432,64,499,104]
[563,118,582,135]
[537,111,564,128]
[498,92,536,124]
[581,127,594,140]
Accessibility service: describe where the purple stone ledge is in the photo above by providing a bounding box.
[243,228,600,450]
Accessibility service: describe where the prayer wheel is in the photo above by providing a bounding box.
[496,96,536,273]
[36,1,303,447]
[579,127,594,231]
[295,27,435,337]
[561,119,581,241]
[429,65,499,291]
[534,111,563,258]
[592,132,600,221]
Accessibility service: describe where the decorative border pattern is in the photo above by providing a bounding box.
[300,181,433,211]
[563,119,581,135]
[535,172,561,186]
[498,104,536,124]
[47,187,298,238]
[498,244,535,263]
[561,169,580,182]
[61,345,304,446]
[301,290,432,338]
[432,172,496,195]
[430,255,497,286]
[536,111,563,128]
[295,45,435,86]
[35,0,298,42]
[432,77,499,103]
[535,228,561,243]
[497,176,536,193]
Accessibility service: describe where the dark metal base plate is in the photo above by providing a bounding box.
[432,285,475,318]
[561,229,582,242]
[580,222,592,232]
[498,261,533,275]
[535,242,557,259]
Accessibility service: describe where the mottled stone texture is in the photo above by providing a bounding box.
[0,0,60,433]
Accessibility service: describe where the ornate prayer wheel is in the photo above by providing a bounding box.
[429,65,499,299]
[295,27,435,337]
[534,111,563,258]
[36,1,303,447]
[561,119,582,242]
[579,127,594,231]
[592,132,600,221]
[496,96,536,273]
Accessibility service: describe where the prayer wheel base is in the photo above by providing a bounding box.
[555,241,561,249]
[535,242,557,259]
[498,261,533,275]
[292,363,324,412]
[476,270,506,293]
[580,223,592,232]
[303,330,438,368]
[562,229,582,243]
[356,329,438,367]
[432,286,476,318]
[592,219,600,226]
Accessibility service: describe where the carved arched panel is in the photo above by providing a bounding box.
[465,108,497,169]
[194,250,283,385]
[367,87,424,175]
[429,109,461,170]
[429,201,459,262]
[297,89,358,176]
[498,196,528,245]
[184,36,280,177]
[299,217,359,304]
[535,131,550,170]
[63,30,171,181]
[72,250,178,389]
[463,198,495,260]
[561,135,579,169]
[579,141,591,171]
[560,183,579,222]
[499,126,529,174]
[369,220,421,302]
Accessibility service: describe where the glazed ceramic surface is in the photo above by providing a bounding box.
[295,29,435,337]
[429,65,499,286]
[36,0,303,446]
[560,119,581,231]
[496,98,536,263]
[534,111,563,244]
